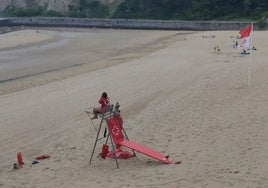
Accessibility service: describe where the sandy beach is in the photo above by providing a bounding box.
[0,27,267,188]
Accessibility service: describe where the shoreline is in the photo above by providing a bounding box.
[0,27,191,96]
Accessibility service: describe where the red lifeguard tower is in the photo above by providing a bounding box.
[86,103,179,168]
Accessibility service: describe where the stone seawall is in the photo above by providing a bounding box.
[0,18,14,34]
[0,17,259,30]
[0,18,9,25]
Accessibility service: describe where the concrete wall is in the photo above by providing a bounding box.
[0,18,9,25]
[1,17,259,31]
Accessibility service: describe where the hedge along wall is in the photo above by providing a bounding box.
[1,17,255,30]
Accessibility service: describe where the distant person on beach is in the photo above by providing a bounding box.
[217,46,220,53]
[233,41,238,48]
[91,92,110,120]
[241,49,250,55]
[214,46,221,53]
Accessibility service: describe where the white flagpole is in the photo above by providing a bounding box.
[248,22,253,87]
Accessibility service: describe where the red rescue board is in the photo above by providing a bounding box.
[107,117,180,164]
[121,140,172,164]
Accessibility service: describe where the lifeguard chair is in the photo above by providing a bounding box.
[85,103,179,169]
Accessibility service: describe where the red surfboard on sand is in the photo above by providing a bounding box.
[120,140,172,164]
[107,117,178,164]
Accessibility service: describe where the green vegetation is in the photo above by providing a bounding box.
[3,0,268,22]
[256,18,267,29]
[69,0,109,18]
[4,0,109,18]
[4,4,63,17]
[112,0,268,21]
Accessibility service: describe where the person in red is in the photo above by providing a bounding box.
[91,92,110,120]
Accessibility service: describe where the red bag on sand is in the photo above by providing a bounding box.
[17,152,23,165]
[101,144,109,159]
[36,154,50,160]
[106,149,133,159]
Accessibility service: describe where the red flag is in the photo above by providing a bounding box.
[239,24,252,49]
[239,24,252,38]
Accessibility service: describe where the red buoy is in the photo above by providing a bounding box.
[101,144,109,159]
[17,152,23,165]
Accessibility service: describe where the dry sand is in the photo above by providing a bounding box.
[0,27,267,188]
